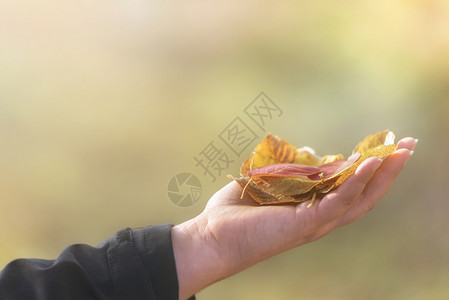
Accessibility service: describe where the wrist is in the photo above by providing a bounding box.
[171,214,230,299]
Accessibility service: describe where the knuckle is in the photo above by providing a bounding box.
[358,173,373,186]
[343,196,354,208]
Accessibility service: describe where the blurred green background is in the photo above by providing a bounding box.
[1,1,448,299]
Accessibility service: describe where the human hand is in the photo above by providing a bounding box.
[172,137,417,299]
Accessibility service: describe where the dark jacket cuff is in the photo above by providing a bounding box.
[131,224,180,300]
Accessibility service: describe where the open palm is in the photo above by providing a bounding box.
[201,137,417,272]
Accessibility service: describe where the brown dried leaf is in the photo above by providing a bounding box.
[232,130,398,205]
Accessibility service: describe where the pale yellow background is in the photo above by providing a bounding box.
[1,1,448,299]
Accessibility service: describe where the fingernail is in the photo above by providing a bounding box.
[409,150,414,156]
[414,139,419,144]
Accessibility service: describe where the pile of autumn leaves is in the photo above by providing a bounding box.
[231,130,397,207]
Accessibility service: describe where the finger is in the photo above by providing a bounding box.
[334,137,417,220]
[312,156,383,226]
[355,137,417,205]
[397,137,418,151]
[333,148,413,227]
[303,140,416,240]
[362,148,413,206]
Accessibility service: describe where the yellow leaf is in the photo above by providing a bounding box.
[231,130,398,205]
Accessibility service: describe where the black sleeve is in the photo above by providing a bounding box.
[0,224,190,300]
